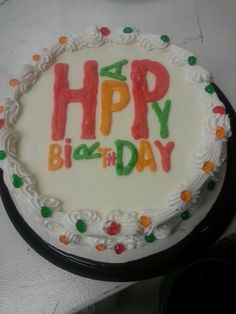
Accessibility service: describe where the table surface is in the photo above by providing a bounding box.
[0,0,236,313]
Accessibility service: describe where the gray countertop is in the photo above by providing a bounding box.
[0,1,236,313]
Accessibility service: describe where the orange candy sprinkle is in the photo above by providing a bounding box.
[59,234,69,245]
[181,190,192,203]
[9,78,19,86]
[215,126,225,139]
[0,106,4,113]
[58,36,68,44]
[32,54,41,62]
[202,161,214,173]
[96,243,106,251]
[138,215,152,228]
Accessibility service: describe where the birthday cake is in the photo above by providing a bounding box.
[0,27,231,259]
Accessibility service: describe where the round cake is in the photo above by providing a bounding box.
[0,26,231,263]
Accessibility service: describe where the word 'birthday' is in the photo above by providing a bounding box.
[49,58,175,175]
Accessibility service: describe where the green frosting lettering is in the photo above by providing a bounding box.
[73,142,101,160]
[100,59,128,81]
[115,140,138,176]
[151,99,171,139]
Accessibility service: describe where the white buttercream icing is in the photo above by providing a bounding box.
[0,27,231,254]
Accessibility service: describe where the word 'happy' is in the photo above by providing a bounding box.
[48,58,175,175]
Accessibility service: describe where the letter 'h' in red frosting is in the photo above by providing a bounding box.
[52,62,98,141]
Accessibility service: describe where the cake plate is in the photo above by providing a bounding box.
[0,84,236,282]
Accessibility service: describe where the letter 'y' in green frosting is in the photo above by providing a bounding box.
[151,99,171,139]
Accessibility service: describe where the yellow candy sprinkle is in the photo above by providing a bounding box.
[0,106,4,113]
[138,215,152,228]
[32,54,41,62]
[215,126,225,139]
[96,243,106,251]
[59,234,69,245]
[202,161,214,173]
[58,36,68,44]
[181,190,192,203]
[9,78,19,86]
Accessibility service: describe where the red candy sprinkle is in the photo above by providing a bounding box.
[0,119,5,129]
[100,27,111,36]
[114,243,126,254]
[212,106,225,115]
[106,221,121,236]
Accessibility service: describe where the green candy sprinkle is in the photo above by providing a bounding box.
[161,34,170,43]
[123,27,133,34]
[145,234,156,243]
[205,85,215,94]
[41,206,53,218]
[12,174,23,188]
[0,150,7,160]
[207,180,216,191]
[181,211,190,220]
[76,219,87,233]
[188,56,197,66]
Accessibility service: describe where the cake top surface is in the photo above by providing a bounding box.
[0,26,231,260]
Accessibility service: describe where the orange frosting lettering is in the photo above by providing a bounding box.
[136,140,157,172]
[52,61,98,141]
[97,147,111,168]
[131,60,169,139]
[48,144,63,171]
[100,80,130,136]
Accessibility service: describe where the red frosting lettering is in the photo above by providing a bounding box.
[154,141,175,172]
[52,61,98,141]
[131,60,169,139]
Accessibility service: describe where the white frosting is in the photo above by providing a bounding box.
[0,27,231,255]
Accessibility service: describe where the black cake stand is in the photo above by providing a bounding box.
[1,84,236,282]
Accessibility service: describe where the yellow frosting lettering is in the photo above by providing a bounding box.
[97,147,111,168]
[136,140,157,172]
[48,144,63,170]
[100,80,130,136]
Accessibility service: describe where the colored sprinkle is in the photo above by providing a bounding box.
[123,27,133,34]
[12,174,23,188]
[207,180,216,191]
[202,161,214,173]
[41,206,53,218]
[205,85,215,94]
[100,27,111,36]
[114,243,126,254]
[9,78,19,87]
[0,119,4,129]
[188,56,197,65]
[106,221,121,236]
[145,234,156,243]
[65,138,71,144]
[161,35,170,43]
[59,234,70,245]
[76,219,87,233]
[58,36,68,44]
[32,54,41,62]
[181,211,190,220]
[213,106,225,115]
[96,243,106,251]
[138,215,152,228]
[215,126,226,139]
[0,150,6,160]
[181,190,192,203]
[0,106,4,113]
